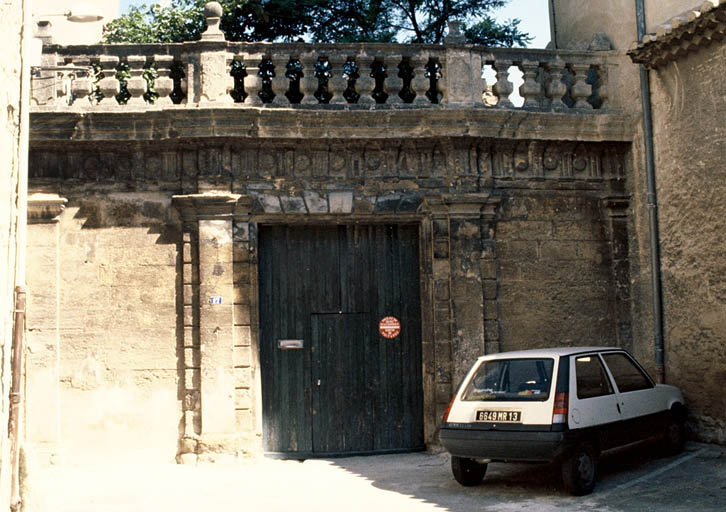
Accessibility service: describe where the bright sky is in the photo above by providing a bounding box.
[118,0,551,48]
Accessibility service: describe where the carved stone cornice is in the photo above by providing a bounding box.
[27,193,67,223]
[628,1,726,69]
[29,107,634,144]
[172,193,253,221]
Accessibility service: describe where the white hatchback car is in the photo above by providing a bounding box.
[439,347,686,495]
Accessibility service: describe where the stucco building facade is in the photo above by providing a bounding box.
[17,0,725,468]
[2,1,30,509]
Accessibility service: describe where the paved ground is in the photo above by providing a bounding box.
[22,442,725,511]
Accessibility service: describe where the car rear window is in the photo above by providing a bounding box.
[575,355,614,399]
[461,358,554,402]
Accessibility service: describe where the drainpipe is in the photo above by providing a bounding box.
[635,0,665,383]
[9,287,26,512]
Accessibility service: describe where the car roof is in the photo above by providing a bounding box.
[475,347,625,361]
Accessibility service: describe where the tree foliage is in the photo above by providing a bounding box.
[103,0,531,47]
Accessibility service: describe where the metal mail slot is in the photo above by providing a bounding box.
[278,339,304,350]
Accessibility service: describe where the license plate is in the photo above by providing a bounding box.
[476,410,521,423]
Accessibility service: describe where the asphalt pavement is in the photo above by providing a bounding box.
[21,442,725,511]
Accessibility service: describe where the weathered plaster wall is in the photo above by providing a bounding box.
[550,0,694,50]
[25,191,182,461]
[553,0,726,443]
[649,42,726,443]
[0,0,25,506]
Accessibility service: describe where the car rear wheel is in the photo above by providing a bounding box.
[663,411,686,456]
[561,443,597,496]
[451,456,487,486]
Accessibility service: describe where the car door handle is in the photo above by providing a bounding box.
[617,403,621,414]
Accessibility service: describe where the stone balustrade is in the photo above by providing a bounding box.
[31,41,615,112]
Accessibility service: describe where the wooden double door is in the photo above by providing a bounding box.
[258,224,424,457]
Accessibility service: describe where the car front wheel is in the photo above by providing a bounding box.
[451,455,487,486]
[561,443,597,496]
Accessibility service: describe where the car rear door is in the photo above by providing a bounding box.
[569,353,622,450]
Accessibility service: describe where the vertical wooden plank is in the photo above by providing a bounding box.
[258,226,273,451]
[402,225,424,448]
[372,224,389,450]
[360,226,377,452]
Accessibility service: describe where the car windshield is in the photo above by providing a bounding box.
[462,358,554,401]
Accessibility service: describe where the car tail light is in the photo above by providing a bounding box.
[552,392,568,424]
[442,393,457,423]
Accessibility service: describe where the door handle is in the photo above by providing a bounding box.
[617,403,621,414]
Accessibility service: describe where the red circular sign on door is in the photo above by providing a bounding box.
[379,316,401,339]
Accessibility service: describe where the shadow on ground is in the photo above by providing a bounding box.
[327,442,725,512]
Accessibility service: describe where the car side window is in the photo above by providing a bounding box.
[575,355,613,399]
[602,352,654,393]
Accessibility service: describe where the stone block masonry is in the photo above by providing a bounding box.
[25,193,182,463]
[24,133,630,458]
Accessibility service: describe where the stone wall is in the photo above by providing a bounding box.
[25,191,182,462]
[497,191,618,351]
[26,137,630,458]
[648,37,726,443]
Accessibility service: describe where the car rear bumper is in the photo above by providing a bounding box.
[440,425,575,463]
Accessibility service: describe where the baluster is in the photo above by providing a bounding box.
[328,54,348,105]
[492,59,514,108]
[385,55,403,104]
[596,65,609,110]
[154,55,174,105]
[426,59,449,105]
[126,55,148,105]
[341,57,359,104]
[70,57,92,106]
[570,63,593,109]
[356,55,375,105]
[97,55,120,105]
[472,52,485,107]
[519,60,541,109]
[271,55,290,106]
[315,57,333,104]
[430,59,444,104]
[243,55,263,106]
[411,54,430,105]
[181,60,194,104]
[546,59,568,111]
[55,58,73,105]
[300,53,319,105]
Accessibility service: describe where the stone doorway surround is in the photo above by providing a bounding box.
[172,190,503,461]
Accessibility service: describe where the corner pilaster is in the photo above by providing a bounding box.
[24,194,67,459]
[172,193,253,460]
[421,193,501,424]
[442,194,502,363]
[603,196,633,352]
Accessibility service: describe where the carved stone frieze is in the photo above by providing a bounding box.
[29,139,628,189]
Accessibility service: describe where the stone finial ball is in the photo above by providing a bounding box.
[204,2,223,18]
